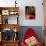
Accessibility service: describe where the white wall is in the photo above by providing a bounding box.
[0,0,43,26]
[18,0,43,26]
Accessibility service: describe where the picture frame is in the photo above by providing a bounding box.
[25,6,35,20]
[9,10,18,15]
[2,10,9,15]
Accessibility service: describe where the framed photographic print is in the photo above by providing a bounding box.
[25,6,35,20]
[2,10,9,15]
[10,11,15,15]
[9,10,18,15]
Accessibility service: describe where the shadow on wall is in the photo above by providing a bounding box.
[18,26,43,44]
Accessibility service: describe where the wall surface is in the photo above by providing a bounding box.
[0,0,43,26]
[18,0,43,26]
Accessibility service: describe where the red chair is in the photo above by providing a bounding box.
[21,28,41,46]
